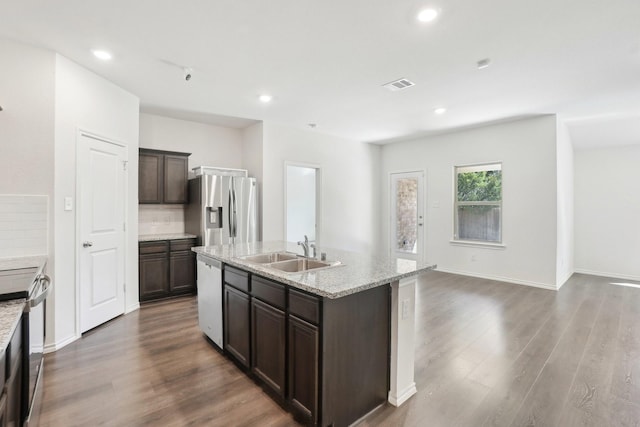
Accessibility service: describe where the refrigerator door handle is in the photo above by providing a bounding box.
[232,183,238,238]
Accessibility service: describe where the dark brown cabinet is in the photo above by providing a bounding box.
[224,285,251,368]
[2,318,23,427]
[139,239,195,302]
[215,262,391,427]
[251,298,286,396]
[139,148,190,204]
[288,315,319,423]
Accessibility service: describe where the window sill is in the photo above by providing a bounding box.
[449,240,506,250]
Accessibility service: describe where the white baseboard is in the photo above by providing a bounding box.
[435,267,558,291]
[126,302,140,314]
[44,333,79,354]
[556,270,574,290]
[388,383,417,407]
[574,268,640,282]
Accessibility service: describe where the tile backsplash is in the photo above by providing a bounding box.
[139,205,186,235]
[0,195,48,258]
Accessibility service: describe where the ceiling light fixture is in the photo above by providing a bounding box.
[92,50,112,61]
[259,94,273,103]
[434,107,447,115]
[417,8,439,23]
[477,58,491,69]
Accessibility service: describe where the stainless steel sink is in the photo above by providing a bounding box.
[240,252,298,264]
[268,258,337,273]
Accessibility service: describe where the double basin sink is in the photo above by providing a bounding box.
[240,252,340,273]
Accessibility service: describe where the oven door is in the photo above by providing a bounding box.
[24,274,51,426]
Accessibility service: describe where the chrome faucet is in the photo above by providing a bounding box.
[298,235,310,257]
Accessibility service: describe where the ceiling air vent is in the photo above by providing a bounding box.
[382,78,415,91]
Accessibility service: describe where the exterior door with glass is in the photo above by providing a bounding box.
[390,171,424,262]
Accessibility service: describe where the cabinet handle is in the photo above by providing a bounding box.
[83,241,93,248]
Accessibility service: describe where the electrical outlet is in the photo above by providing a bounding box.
[401,299,410,319]
[471,254,477,262]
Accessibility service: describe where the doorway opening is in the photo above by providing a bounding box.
[285,163,321,245]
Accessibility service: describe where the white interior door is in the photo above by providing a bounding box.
[390,171,425,262]
[78,133,126,333]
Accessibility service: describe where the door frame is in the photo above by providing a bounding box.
[283,161,322,246]
[75,129,129,336]
[389,170,426,262]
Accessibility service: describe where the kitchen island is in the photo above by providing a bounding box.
[193,242,435,426]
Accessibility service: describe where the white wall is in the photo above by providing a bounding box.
[575,145,640,280]
[0,39,54,254]
[381,116,559,289]
[556,120,574,287]
[139,113,243,175]
[53,54,140,350]
[261,122,381,254]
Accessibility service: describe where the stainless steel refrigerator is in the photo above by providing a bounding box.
[186,174,258,246]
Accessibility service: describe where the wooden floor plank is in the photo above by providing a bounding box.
[39,273,640,427]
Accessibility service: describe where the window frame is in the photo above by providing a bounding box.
[453,162,503,245]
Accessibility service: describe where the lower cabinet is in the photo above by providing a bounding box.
[139,239,195,302]
[251,298,286,396]
[218,262,389,427]
[224,285,251,368]
[288,315,319,424]
[2,317,23,427]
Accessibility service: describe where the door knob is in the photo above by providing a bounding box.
[83,241,93,248]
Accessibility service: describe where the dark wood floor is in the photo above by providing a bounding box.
[40,272,640,426]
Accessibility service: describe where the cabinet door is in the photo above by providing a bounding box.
[163,155,188,203]
[169,251,195,294]
[251,298,286,396]
[224,285,251,368]
[5,356,21,427]
[139,151,164,203]
[288,315,319,424]
[139,253,169,301]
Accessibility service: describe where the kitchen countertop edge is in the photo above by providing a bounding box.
[192,243,435,299]
[0,299,25,353]
[139,233,198,242]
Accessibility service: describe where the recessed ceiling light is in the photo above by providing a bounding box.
[417,8,439,23]
[477,58,491,69]
[259,94,273,103]
[92,50,112,61]
[434,107,447,115]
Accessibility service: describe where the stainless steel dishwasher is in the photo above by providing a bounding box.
[196,255,223,349]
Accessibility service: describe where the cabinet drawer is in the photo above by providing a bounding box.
[224,266,249,292]
[289,289,320,325]
[251,276,285,309]
[139,241,168,254]
[170,239,195,252]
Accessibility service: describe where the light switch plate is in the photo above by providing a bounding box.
[64,196,73,211]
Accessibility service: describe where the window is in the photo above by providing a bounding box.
[454,163,502,243]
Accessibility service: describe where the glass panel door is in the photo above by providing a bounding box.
[391,171,424,261]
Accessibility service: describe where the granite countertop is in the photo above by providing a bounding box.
[193,241,436,299]
[0,299,25,352]
[0,255,47,271]
[139,233,198,242]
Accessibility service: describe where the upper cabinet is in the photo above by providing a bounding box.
[139,148,191,204]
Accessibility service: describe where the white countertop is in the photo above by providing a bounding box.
[193,241,436,299]
[139,233,197,242]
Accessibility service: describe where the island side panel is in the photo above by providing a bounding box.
[321,284,391,427]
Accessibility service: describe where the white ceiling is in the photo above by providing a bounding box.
[1,0,639,146]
